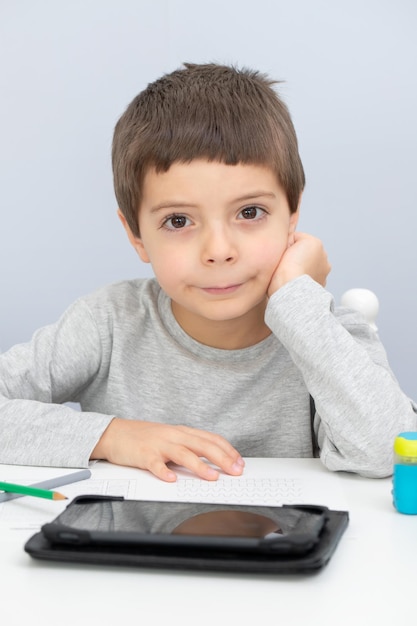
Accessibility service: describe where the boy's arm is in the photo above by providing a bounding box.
[0,301,115,467]
[265,274,417,477]
[0,299,244,479]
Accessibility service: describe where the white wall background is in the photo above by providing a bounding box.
[0,0,416,398]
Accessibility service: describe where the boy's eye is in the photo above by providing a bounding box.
[239,205,265,220]
[162,214,190,230]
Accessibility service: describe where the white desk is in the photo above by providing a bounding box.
[0,459,415,626]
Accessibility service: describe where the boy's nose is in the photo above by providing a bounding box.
[202,225,237,264]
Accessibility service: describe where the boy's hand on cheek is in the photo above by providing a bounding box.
[267,232,331,297]
[91,418,245,482]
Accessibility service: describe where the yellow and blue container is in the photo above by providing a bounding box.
[392,432,417,514]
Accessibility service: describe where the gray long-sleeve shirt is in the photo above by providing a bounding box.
[0,275,415,476]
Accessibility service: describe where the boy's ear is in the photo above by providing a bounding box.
[288,193,302,234]
[117,209,150,264]
[289,210,299,235]
[286,196,301,246]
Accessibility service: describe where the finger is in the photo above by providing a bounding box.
[176,425,243,460]
[175,427,245,472]
[168,436,245,478]
[145,457,179,482]
[144,444,220,481]
[166,446,224,481]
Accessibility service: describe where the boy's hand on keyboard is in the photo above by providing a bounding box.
[91,418,245,482]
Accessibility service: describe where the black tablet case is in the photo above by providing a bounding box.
[24,497,349,575]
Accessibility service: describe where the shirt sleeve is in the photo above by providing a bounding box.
[0,300,115,467]
[265,275,417,477]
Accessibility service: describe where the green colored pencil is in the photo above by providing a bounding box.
[0,481,68,501]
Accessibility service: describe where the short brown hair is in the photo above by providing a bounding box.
[112,63,305,237]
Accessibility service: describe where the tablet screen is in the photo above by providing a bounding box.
[41,497,326,554]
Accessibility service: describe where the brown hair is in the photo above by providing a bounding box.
[112,62,305,236]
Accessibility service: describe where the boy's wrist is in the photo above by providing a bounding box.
[268,272,302,297]
[90,417,118,461]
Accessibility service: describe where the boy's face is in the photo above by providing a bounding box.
[119,160,299,346]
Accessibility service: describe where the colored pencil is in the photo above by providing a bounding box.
[0,481,68,501]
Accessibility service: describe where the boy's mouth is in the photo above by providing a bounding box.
[200,284,243,295]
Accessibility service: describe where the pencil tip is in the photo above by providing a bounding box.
[53,493,68,500]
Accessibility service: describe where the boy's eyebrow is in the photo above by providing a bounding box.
[149,201,197,214]
[233,191,277,203]
[149,191,276,214]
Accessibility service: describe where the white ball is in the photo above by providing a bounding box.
[340,289,379,330]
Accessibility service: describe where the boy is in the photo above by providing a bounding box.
[0,63,415,481]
